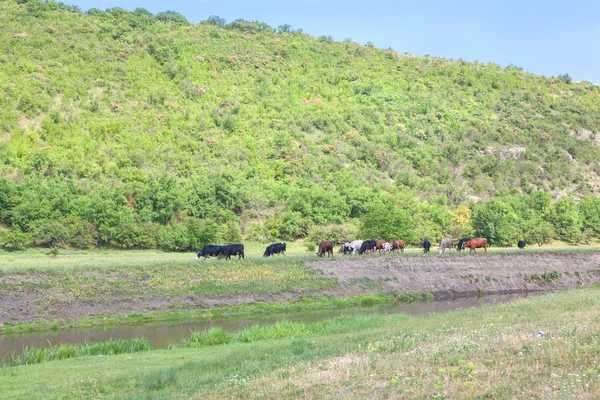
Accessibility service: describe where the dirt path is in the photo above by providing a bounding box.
[1,252,600,324]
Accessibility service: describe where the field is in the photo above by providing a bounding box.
[2,243,600,333]
[1,285,599,399]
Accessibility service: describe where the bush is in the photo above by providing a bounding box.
[31,220,69,248]
[266,211,305,241]
[0,226,32,249]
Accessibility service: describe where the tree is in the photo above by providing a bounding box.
[358,202,415,242]
[521,218,554,247]
[219,220,243,244]
[550,197,582,243]
[265,211,304,241]
[156,11,188,24]
[449,205,473,238]
[31,220,69,248]
[579,195,600,237]
[0,226,31,249]
[205,15,226,25]
[472,200,520,246]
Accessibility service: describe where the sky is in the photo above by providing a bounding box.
[70,0,600,83]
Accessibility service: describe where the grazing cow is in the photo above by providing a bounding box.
[457,237,473,251]
[375,240,388,253]
[438,238,453,254]
[222,244,244,260]
[391,240,405,253]
[359,240,377,255]
[349,240,364,254]
[381,242,392,253]
[518,240,526,249]
[423,240,431,253]
[316,240,333,258]
[196,245,226,260]
[463,238,488,253]
[339,242,354,254]
[263,242,286,257]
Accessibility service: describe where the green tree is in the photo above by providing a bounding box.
[521,218,554,247]
[579,195,600,237]
[358,202,415,241]
[0,226,32,249]
[550,197,582,243]
[31,220,69,248]
[472,200,520,246]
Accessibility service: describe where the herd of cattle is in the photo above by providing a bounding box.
[195,238,528,260]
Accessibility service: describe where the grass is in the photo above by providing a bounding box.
[0,286,599,398]
[6,337,150,366]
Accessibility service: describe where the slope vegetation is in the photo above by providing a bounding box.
[1,1,600,248]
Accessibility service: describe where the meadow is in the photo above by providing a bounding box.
[1,285,599,399]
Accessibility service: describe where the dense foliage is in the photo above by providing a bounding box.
[1,0,600,249]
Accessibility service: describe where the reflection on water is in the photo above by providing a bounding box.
[0,292,539,360]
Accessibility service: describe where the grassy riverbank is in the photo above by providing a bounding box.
[2,244,600,333]
[1,286,599,399]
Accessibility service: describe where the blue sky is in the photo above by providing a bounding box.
[71,0,600,83]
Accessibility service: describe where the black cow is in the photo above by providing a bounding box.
[359,240,377,255]
[263,242,286,257]
[196,245,226,260]
[518,240,526,249]
[457,237,473,251]
[423,240,431,253]
[223,244,244,260]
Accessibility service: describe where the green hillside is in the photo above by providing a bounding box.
[1,0,600,249]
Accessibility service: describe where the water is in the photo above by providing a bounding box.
[0,292,537,360]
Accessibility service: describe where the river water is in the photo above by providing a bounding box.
[0,292,538,360]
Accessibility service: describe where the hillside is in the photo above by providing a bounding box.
[1,0,600,249]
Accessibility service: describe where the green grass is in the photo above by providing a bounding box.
[2,241,599,274]
[1,286,599,399]
[6,337,150,366]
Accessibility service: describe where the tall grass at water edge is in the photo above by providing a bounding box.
[5,337,149,366]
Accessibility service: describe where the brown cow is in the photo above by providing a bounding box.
[463,238,488,253]
[316,240,333,258]
[392,240,405,253]
[375,240,388,253]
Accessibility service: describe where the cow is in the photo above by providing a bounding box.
[381,242,392,253]
[359,240,377,255]
[196,245,226,260]
[349,240,364,254]
[339,242,354,255]
[438,238,453,254]
[263,242,286,257]
[222,244,244,260]
[391,240,405,253]
[375,240,388,253]
[518,240,526,249]
[423,240,431,253]
[457,237,473,251]
[463,238,488,253]
[317,240,333,258]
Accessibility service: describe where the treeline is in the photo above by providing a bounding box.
[1,175,598,250]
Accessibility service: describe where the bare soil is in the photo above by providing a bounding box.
[308,251,600,297]
[1,252,600,324]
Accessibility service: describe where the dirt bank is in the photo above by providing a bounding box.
[1,252,600,324]
[308,251,600,297]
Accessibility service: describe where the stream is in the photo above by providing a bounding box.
[0,292,538,360]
